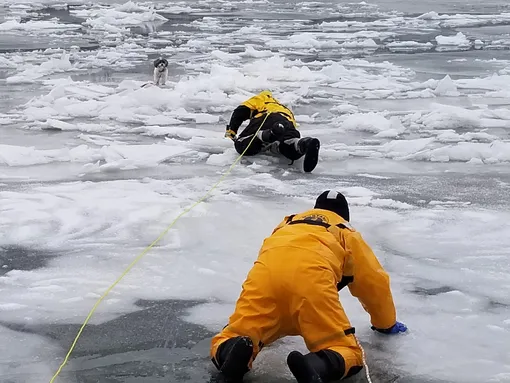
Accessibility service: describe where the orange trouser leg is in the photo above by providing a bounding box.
[294,269,363,378]
[210,263,280,369]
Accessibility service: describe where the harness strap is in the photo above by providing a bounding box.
[285,214,296,223]
[288,219,347,230]
[337,275,354,291]
[254,110,294,122]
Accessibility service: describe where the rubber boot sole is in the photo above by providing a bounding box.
[287,351,324,383]
[303,138,320,173]
[219,336,254,383]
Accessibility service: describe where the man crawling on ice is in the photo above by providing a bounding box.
[210,191,408,383]
[224,90,321,173]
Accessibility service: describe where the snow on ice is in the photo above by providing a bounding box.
[1,0,510,382]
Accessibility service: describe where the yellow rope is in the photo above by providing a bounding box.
[49,113,271,383]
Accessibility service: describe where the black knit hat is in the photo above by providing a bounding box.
[314,190,350,221]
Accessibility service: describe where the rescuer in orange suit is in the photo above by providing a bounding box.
[210,190,407,383]
[224,90,321,173]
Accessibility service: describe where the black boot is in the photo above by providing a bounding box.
[212,336,253,383]
[287,349,347,383]
[298,137,320,173]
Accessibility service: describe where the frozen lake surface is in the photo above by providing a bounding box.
[1,0,510,382]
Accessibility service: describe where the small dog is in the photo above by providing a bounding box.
[153,57,169,86]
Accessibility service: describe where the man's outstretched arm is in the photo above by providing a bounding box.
[345,231,399,331]
[227,105,252,135]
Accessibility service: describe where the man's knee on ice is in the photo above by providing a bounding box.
[234,135,263,155]
[281,124,300,141]
[258,122,307,161]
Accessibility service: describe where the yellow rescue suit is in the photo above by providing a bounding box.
[239,90,298,128]
[210,208,397,378]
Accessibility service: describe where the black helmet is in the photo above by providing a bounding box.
[314,190,350,221]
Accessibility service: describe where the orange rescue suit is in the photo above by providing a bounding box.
[210,208,397,378]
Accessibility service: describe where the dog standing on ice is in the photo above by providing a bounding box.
[153,57,168,86]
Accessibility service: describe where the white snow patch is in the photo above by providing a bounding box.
[0,327,60,383]
[239,45,274,58]
[356,173,391,179]
[0,144,190,168]
[0,18,81,32]
[75,5,168,33]
[435,32,471,47]
[340,113,405,136]
[387,41,433,52]
[206,149,241,166]
[434,75,460,96]
[0,55,17,68]
[6,53,75,84]
[414,104,482,130]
